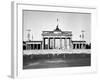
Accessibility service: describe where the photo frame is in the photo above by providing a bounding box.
[11,1,97,78]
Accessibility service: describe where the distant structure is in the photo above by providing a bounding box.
[23,19,89,50]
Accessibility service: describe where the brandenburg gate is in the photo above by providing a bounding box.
[42,25,72,50]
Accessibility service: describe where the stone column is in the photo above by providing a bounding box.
[42,41,43,49]
[64,38,67,49]
[40,43,42,49]
[52,38,54,49]
[48,37,49,49]
[84,44,86,49]
[69,38,71,49]
[79,44,80,49]
[75,44,77,49]
[42,39,43,49]
[81,44,83,49]
[80,44,81,49]
[69,39,70,49]
[54,38,55,49]
[49,38,50,49]
[67,38,70,49]
[60,37,62,49]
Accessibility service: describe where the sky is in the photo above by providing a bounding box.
[23,10,91,43]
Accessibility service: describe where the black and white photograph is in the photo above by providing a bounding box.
[23,10,91,69]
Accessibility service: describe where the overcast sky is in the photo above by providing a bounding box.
[23,10,91,43]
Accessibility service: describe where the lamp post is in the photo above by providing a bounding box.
[26,29,31,41]
[81,30,85,41]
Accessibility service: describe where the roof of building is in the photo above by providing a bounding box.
[72,41,86,42]
[23,41,42,44]
[72,41,86,44]
[42,25,72,36]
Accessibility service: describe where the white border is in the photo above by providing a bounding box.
[11,2,97,78]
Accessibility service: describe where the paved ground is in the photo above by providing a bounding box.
[23,49,91,55]
[23,54,91,69]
